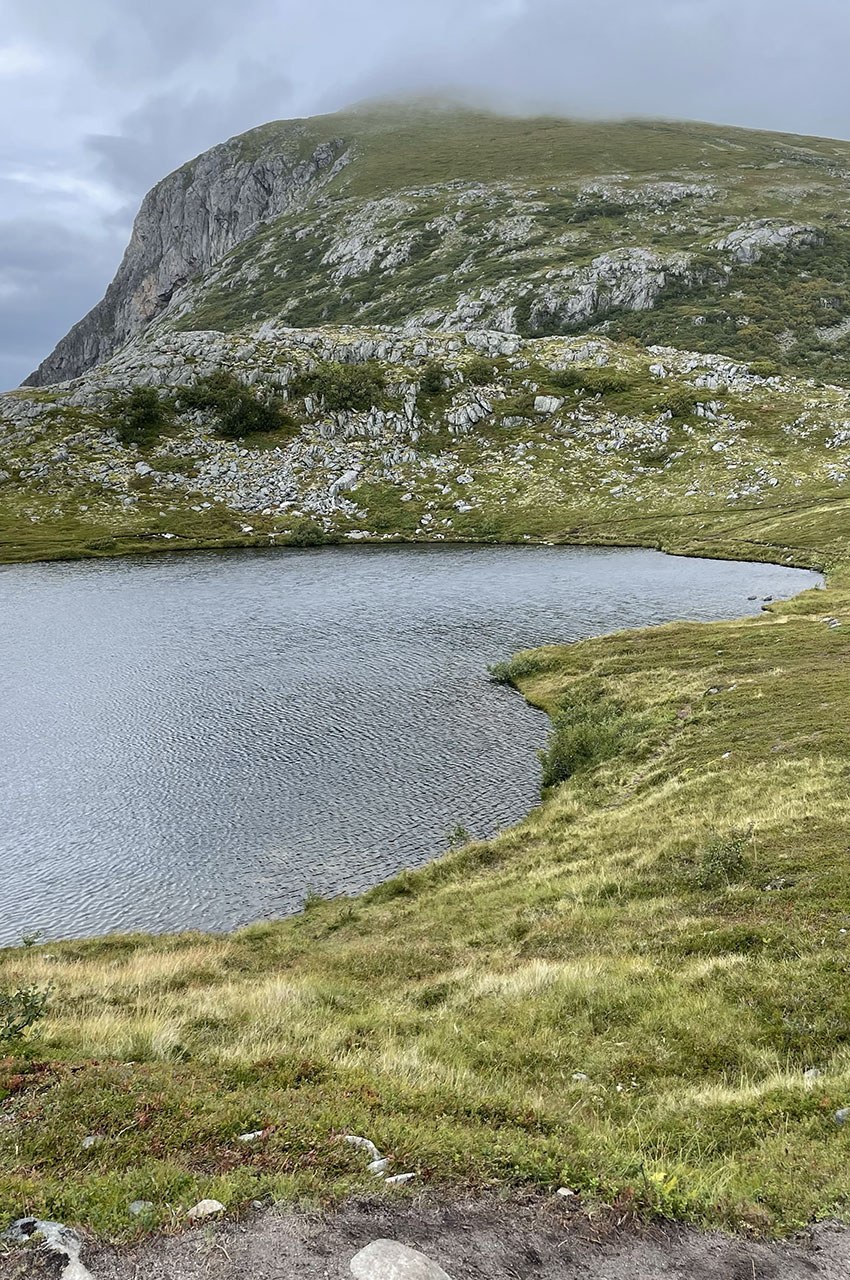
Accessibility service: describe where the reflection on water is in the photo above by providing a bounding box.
[0,544,819,943]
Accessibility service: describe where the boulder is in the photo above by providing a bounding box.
[534,395,564,415]
[350,1240,453,1280]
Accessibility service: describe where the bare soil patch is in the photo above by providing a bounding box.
[1,1196,848,1280]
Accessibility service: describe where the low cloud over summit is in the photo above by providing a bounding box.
[2,0,849,386]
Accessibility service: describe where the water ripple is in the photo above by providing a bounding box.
[0,544,819,944]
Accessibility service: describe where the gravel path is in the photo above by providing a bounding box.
[2,1196,849,1280]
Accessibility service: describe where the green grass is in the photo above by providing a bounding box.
[6,325,850,570]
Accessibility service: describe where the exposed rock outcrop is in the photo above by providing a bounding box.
[713,219,823,264]
[25,133,350,387]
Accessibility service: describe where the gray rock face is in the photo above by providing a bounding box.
[350,1240,454,1280]
[25,132,350,387]
[529,247,699,333]
[714,220,822,264]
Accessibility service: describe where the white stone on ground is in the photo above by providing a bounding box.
[344,1134,381,1160]
[187,1199,226,1221]
[350,1239,454,1280]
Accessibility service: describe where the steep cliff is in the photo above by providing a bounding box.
[25,128,350,386]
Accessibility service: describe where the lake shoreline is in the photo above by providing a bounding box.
[0,548,844,1236]
[0,521,832,574]
[3,544,814,946]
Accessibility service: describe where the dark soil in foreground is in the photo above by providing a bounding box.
[1,1197,848,1280]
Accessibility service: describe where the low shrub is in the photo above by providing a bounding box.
[0,984,50,1052]
[176,371,290,439]
[569,198,628,223]
[488,652,547,685]
[749,359,781,378]
[691,828,752,889]
[657,386,703,418]
[464,355,497,385]
[547,366,633,396]
[291,360,386,412]
[284,518,333,547]
[107,386,170,446]
[540,686,640,788]
[419,360,447,397]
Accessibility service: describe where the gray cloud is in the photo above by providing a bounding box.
[2,0,850,387]
[0,218,125,386]
[87,63,295,193]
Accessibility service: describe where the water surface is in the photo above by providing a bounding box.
[0,545,819,944]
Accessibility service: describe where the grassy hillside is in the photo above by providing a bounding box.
[154,103,850,382]
[246,102,850,193]
[4,105,850,1242]
[1,567,848,1238]
[4,326,850,569]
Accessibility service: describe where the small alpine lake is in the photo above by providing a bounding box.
[0,544,821,945]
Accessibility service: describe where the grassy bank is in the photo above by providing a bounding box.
[1,558,848,1238]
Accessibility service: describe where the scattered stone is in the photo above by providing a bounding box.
[350,1239,452,1280]
[134,461,153,476]
[1,1219,94,1280]
[556,1187,577,1198]
[344,1134,382,1160]
[238,1130,265,1142]
[835,1108,850,1125]
[571,1072,588,1081]
[385,1173,416,1185]
[128,1200,154,1216]
[368,1158,390,1175]
[804,1068,822,1081]
[187,1199,226,1221]
[81,1135,103,1150]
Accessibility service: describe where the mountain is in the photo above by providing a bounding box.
[4,102,850,570]
[25,101,850,388]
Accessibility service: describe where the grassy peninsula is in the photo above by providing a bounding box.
[1,559,848,1237]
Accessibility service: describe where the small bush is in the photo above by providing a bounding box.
[658,386,703,418]
[447,823,472,849]
[464,355,496,385]
[108,386,170,446]
[548,367,633,396]
[488,652,546,685]
[570,198,628,223]
[540,687,639,788]
[0,984,50,1051]
[176,371,289,439]
[419,361,447,397]
[498,392,536,418]
[749,359,780,378]
[285,518,331,547]
[692,828,752,889]
[292,360,386,412]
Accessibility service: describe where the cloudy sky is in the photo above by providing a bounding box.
[1,0,849,388]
